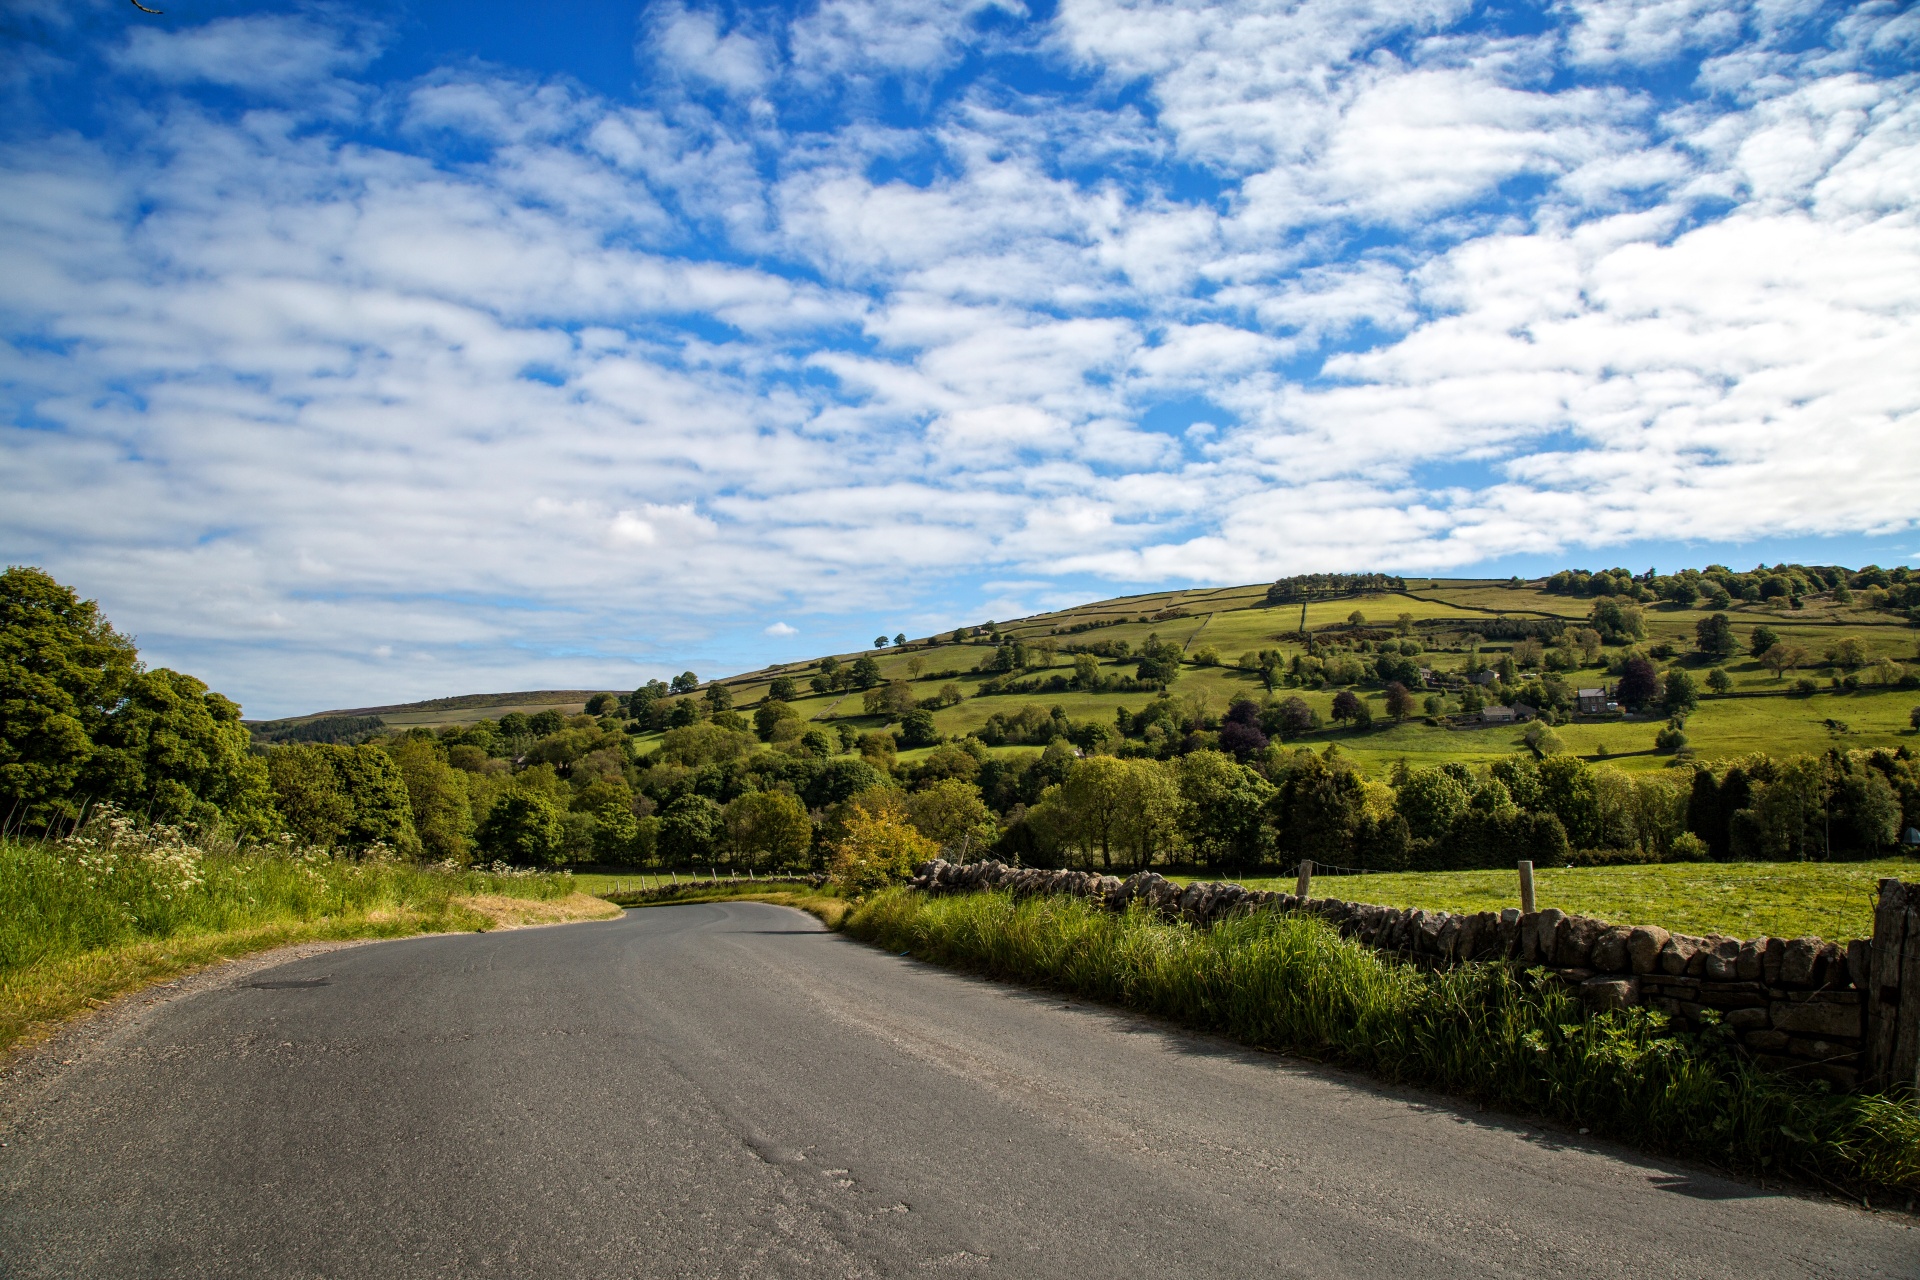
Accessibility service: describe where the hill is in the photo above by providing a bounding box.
[263,568,1920,775]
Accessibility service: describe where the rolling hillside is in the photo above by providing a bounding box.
[256,573,1920,774]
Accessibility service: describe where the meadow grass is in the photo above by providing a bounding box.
[1193,859,1918,943]
[847,888,1920,1200]
[0,831,594,1056]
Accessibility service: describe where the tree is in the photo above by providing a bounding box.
[1661,668,1699,717]
[671,671,699,694]
[858,730,897,772]
[874,635,890,649]
[1395,612,1414,636]
[1263,696,1318,740]
[267,743,416,852]
[830,798,935,894]
[1072,653,1101,689]
[1749,626,1780,659]
[753,699,799,741]
[657,794,723,865]
[1587,599,1646,644]
[724,790,813,870]
[898,708,939,748]
[862,679,917,721]
[1176,751,1272,869]
[585,693,617,716]
[894,633,907,648]
[850,655,883,689]
[905,779,995,859]
[528,708,566,736]
[1911,705,1920,732]
[1394,768,1470,843]
[1695,612,1736,657]
[768,675,798,702]
[1666,578,1700,606]
[1616,657,1660,709]
[385,736,474,862]
[630,679,670,720]
[1330,689,1365,724]
[0,566,141,822]
[88,668,276,836]
[1706,667,1734,695]
[1759,643,1801,680]
[478,790,565,865]
[1826,637,1866,670]
[1134,636,1183,684]
[1384,682,1417,721]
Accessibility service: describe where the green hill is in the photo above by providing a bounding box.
[282,571,1920,774]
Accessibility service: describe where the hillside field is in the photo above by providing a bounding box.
[264,575,1920,780]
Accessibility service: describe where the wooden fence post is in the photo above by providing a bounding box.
[1518,861,1536,914]
[1864,879,1918,1095]
[1295,860,1313,901]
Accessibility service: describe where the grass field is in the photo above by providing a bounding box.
[1203,859,1918,943]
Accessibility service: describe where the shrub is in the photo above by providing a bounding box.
[829,801,935,896]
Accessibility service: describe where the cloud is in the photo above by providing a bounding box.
[2,0,1916,715]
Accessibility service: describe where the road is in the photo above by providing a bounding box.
[1,902,1913,1278]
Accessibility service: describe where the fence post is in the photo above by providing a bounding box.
[1864,879,1919,1094]
[1518,861,1536,914]
[1295,860,1313,901]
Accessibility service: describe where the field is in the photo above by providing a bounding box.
[1202,859,1917,943]
[255,576,1920,780]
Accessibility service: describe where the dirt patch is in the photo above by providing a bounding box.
[453,891,623,929]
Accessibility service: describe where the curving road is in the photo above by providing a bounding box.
[1,902,1914,1278]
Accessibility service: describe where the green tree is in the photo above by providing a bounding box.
[753,699,799,741]
[705,683,734,714]
[724,790,813,870]
[385,736,474,862]
[1749,626,1780,658]
[1393,767,1470,843]
[671,671,700,693]
[904,779,996,859]
[1706,667,1734,695]
[658,794,724,865]
[1176,751,1273,869]
[874,634,890,649]
[850,655,882,688]
[476,789,566,865]
[897,708,939,748]
[0,566,141,822]
[528,709,566,736]
[87,668,277,836]
[1694,612,1736,657]
[267,743,418,853]
[585,693,617,716]
[767,675,798,702]
[1384,682,1417,720]
[1662,668,1699,717]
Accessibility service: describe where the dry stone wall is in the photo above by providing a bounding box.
[909,859,1897,1092]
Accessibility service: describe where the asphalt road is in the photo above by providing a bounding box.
[2,902,1914,1279]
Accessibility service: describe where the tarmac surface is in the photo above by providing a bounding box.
[2,900,1915,1278]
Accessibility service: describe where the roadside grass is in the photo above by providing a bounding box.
[847,889,1920,1200]
[0,834,605,1057]
[1190,860,1917,943]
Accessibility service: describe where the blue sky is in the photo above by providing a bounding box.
[3,0,1917,717]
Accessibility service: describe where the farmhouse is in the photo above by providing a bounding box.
[1480,705,1516,724]
[1578,688,1609,714]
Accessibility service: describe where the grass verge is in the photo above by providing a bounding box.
[1203,859,1915,942]
[847,888,1920,1202]
[1,835,609,1058]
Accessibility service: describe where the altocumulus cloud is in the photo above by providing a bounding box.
[1,0,1916,714]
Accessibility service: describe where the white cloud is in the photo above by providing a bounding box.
[3,0,1916,714]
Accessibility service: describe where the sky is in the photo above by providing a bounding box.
[2,0,1917,718]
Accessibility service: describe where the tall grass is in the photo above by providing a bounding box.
[848,889,1920,1200]
[1,812,576,1054]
